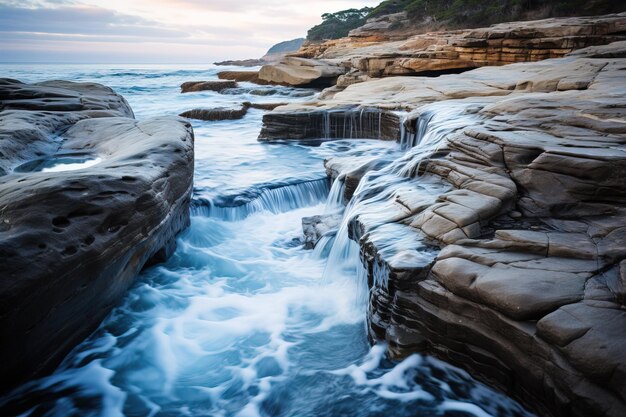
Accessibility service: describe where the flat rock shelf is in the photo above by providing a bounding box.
[0,78,194,393]
[260,41,626,417]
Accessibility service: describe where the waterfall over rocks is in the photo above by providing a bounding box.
[259,107,402,141]
[0,64,540,417]
[316,100,484,289]
[191,177,330,220]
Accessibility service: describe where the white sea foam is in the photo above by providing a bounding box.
[0,64,533,417]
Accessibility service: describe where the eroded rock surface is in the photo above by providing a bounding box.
[295,13,626,89]
[258,57,345,87]
[180,80,238,93]
[0,79,194,393]
[271,42,626,417]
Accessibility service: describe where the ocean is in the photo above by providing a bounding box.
[0,64,532,417]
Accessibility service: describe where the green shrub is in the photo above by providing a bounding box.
[368,0,624,25]
[307,0,625,42]
[307,7,373,41]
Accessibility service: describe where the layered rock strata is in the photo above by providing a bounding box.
[287,13,626,89]
[259,42,626,417]
[0,79,194,393]
[259,107,401,141]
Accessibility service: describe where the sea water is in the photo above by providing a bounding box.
[0,64,533,417]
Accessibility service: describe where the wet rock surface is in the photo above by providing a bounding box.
[271,41,626,417]
[217,70,272,85]
[180,80,238,93]
[259,107,401,141]
[180,104,250,121]
[302,213,342,249]
[0,79,194,394]
[179,102,287,121]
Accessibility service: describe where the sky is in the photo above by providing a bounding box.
[0,0,381,63]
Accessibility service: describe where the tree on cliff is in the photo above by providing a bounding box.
[368,0,625,26]
[307,7,373,41]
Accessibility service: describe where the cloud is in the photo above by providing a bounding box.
[0,4,188,39]
[0,0,382,63]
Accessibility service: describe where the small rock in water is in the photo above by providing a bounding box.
[179,104,250,121]
[302,213,342,249]
[250,88,279,96]
[180,80,238,93]
[244,102,287,111]
[217,70,272,85]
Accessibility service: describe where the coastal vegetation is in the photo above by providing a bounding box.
[307,0,625,40]
[306,7,373,41]
[369,0,624,23]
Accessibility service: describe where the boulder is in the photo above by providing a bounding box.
[180,104,249,121]
[258,57,346,87]
[180,80,238,93]
[0,79,194,393]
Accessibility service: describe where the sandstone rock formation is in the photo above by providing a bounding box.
[294,12,626,88]
[0,79,194,393]
[258,57,346,87]
[217,70,272,85]
[258,41,626,417]
[180,80,238,93]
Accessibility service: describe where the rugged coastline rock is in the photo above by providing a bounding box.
[0,79,194,394]
[180,80,238,93]
[258,57,345,87]
[179,102,286,121]
[259,41,626,417]
[245,102,288,111]
[290,13,626,89]
[180,104,250,121]
[217,70,272,85]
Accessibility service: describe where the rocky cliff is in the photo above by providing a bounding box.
[265,13,626,88]
[258,41,626,417]
[0,79,194,393]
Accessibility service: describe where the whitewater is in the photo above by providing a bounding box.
[0,64,532,417]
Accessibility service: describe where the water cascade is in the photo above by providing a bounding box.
[259,108,401,141]
[320,100,484,286]
[0,65,533,417]
[191,177,330,220]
